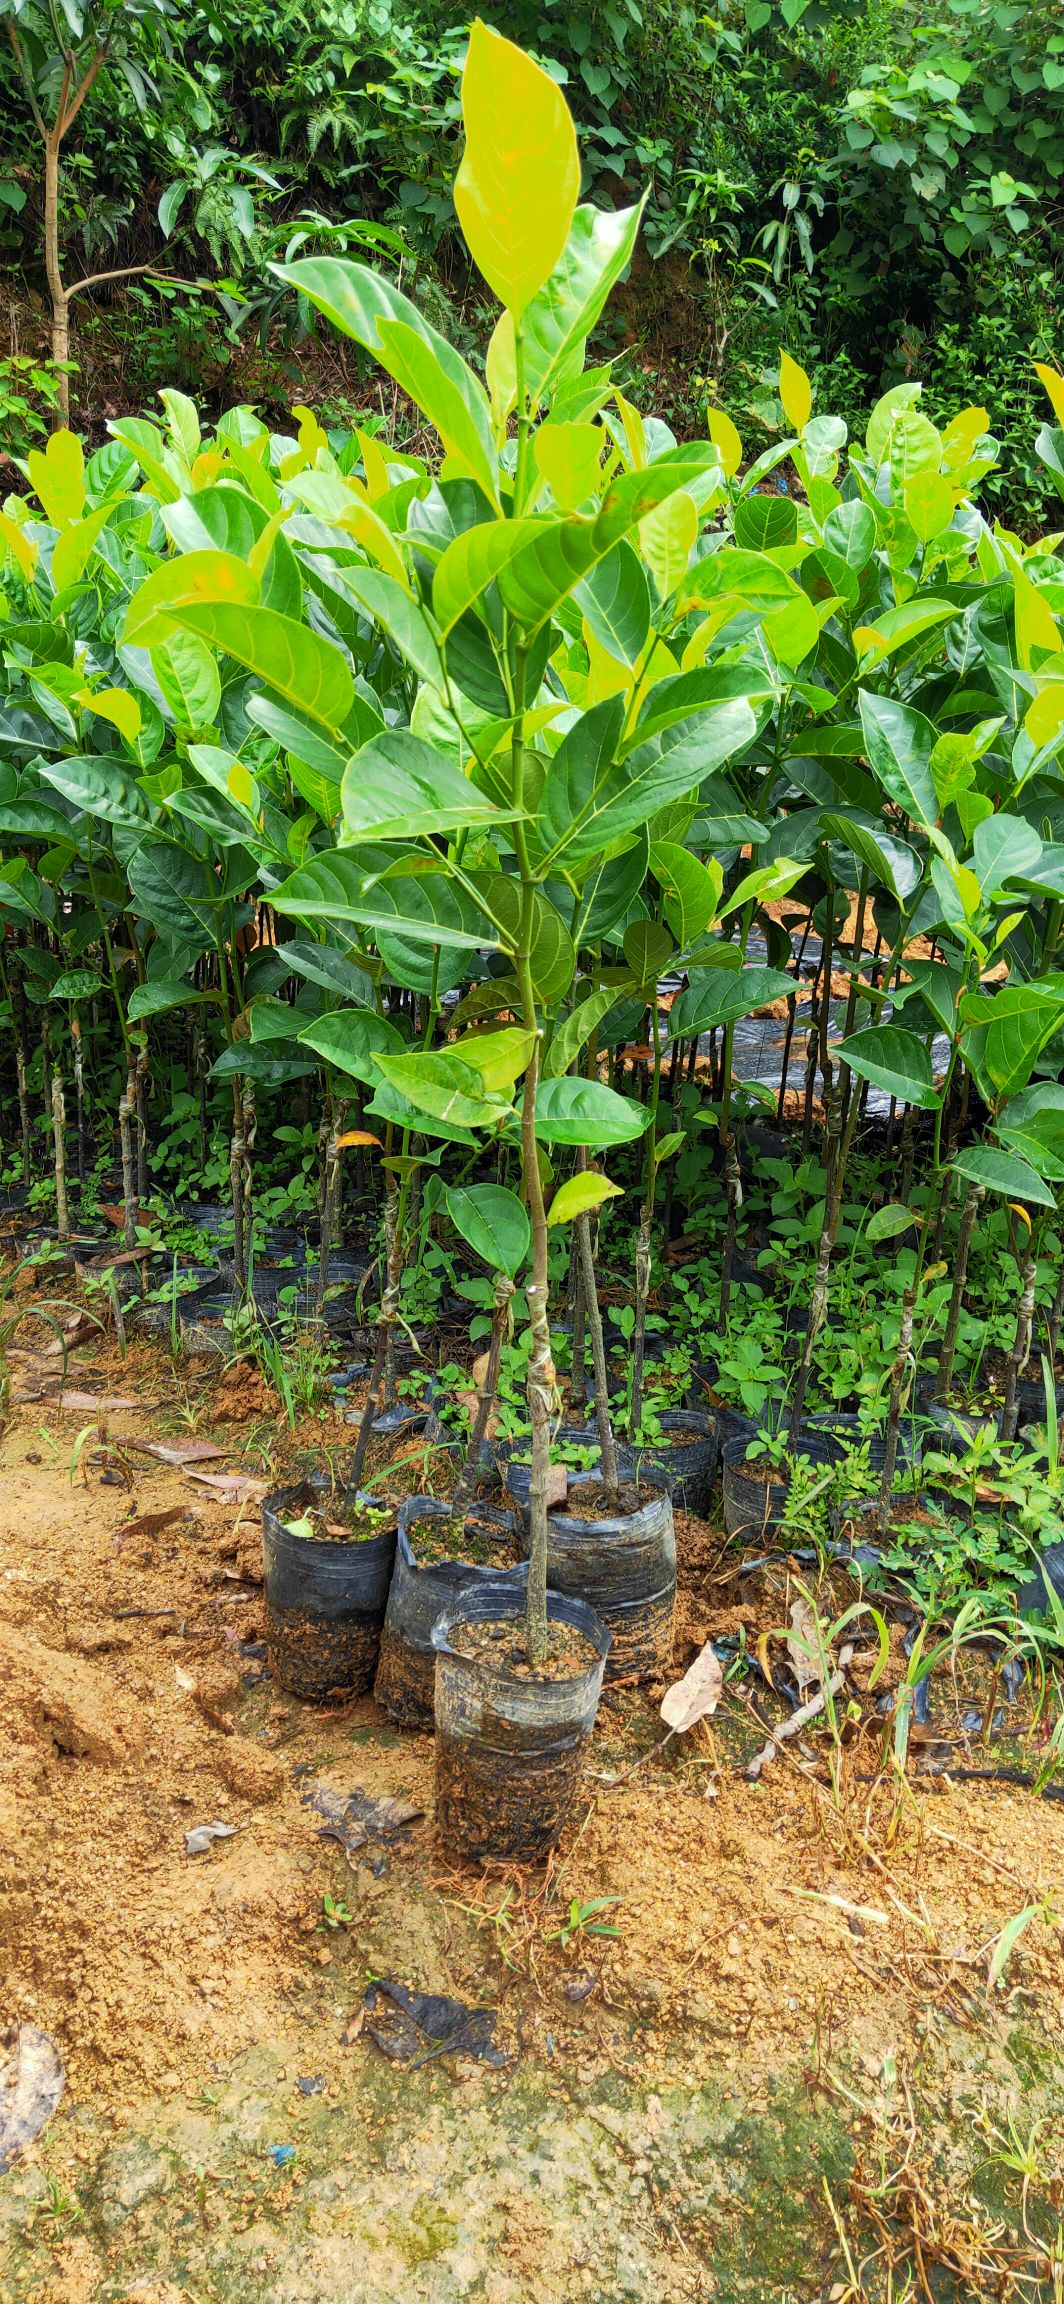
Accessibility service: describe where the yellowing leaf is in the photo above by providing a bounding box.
[294,402,330,461]
[85,688,142,743]
[778,350,811,434]
[639,490,698,598]
[903,470,955,544]
[485,310,517,430]
[122,550,260,647]
[450,1025,536,1091]
[27,429,85,529]
[337,491,412,591]
[454,19,579,319]
[1036,362,1064,430]
[680,604,740,669]
[1025,685,1064,749]
[546,1171,623,1225]
[1014,567,1059,670]
[335,1129,384,1149]
[613,388,647,471]
[52,505,116,594]
[583,620,635,702]
[355,427,391,500]
[534,420,603,511]
[705,405,742,479]
[0,510,37,582]
[941,404,989,470]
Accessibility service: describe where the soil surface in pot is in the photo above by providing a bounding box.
[551,1478,652,1522]
[449,1616,599,1682]
[404,1511,516,1569]
[277,1497,394,1545]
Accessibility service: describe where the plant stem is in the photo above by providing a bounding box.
[51,1069,68,1237]
[876,1283,915,1533]
[934,1179,983,1403]
[1001,1253,1038,1445]
[575,1210,619,1493]
[454,1271,514,1513]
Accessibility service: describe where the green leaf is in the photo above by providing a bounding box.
[339,566,443,687]
[547,1172,624,1225]
[858,691,939,831]
[670,965,794,1038]
[340,729,513,842]
[623,919,675,987]
[151,629,221,728]
[173,604,354,736]
[970,813,1043,897]
[277,942,375,1006]
[296,1007,404,1085]
[537,695,755,870]
[39,753,154,830]
[959,983,1064,1104]
[866,1202,919,1242]
[522,200,645,411]
[128,978,217,1021]
[445,1181,530,1275]
[543,983,631,1077]
[952,1143,1056,1208]
[475,875,576,1001]
[534,1076,651,1147]
[274,258,499,507]
[649,842,723,947]
[50,969,103,1002]
[818,809,923,904]
[375,1050,511,1128]
[273,851,499,951]
[126,840,221,946]
[837,1025,940,1110]
[574,541,650,666]
[454,19,579,318]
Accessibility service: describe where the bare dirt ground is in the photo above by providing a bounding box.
[2,1335,1064,2301]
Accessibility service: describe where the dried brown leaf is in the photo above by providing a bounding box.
[659,1638,723,1733]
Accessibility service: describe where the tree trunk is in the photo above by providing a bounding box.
[934,1180,983,1403]
[51,1070,68,1237]
[44,125,70,427]
[876,1284,915,1533]
[575,1213,619,1493]
[1000,1255,1037,1445]
[453,1272,514,1513]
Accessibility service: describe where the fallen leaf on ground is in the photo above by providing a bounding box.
[59,1391,140,1412]
[660,1638,724,1733]
[184,1822,238,1856]
[786,1598,822,1695]
[118,1437,226,1466]
[0,2024,65,2168]
[545,1465,568,1511]
[185,1471,269,1500]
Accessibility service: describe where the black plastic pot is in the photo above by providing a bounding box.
[431,1578,610,1863]
[126,1263,221,1334]
[621,1410,719,1515]
[721,1435,791,1539]
[503,1464,676,1682]
[374,1497,520,1729]
[262,1476,398,1701]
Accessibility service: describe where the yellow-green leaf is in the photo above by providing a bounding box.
[486,310,517,429]
[122,551,260,647]
[706,405,743,478]
[778,351,811,434]
[534,421,603,511]
[0,510,37,582]
[84,687,142,743]
[546,1170,623,1225]
[1036,362,1064,430]
[27,429,85,529]
[52,504,116,593]
[639,490,698,597]
[902,470,955,544]
[1014,567,1059,671]
[450,1025,536,1091]
[454,19,579,319]
[1024,685,1064,749]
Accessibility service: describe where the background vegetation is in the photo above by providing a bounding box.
[1,0,1061,527]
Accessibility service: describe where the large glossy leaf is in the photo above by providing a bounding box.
[534,1075,650,1146]
[818,809,923,905]
[375,1050,511,1128]
[152,629,221,728]
[476,874,576,1001]
[455,20,578,319]
[126,839,221,945]
[547,1172,624,1225]
[123,551,259,647]
[959,982,1064,1104]
[338,566,442,687]
[837,1025,940,1109]
[127,978,218,1021]
[537,695,755,870]
[574,541,650,666]
[39,753,154,829]
[970,813,1043,897]
[543,982,634,1077]
[272,851,499,949]
[275,258,499,507]
[522,200,645,411]
[173,603,354,735]
[649,842,724,946]
[297,1008,404,1085]
[340,729,514,842]
[670,964,794,1039]
[277,942,375,1006]
[952,1142,1056,1208]
[858,691,939,831]
[445,1181,530,1276]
